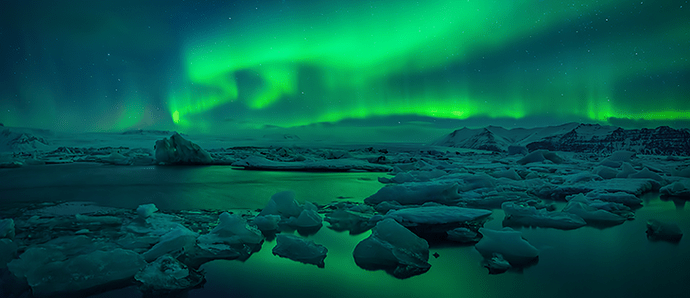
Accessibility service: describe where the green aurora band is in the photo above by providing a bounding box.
[168,0,690,131]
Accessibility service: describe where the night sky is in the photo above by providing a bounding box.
[1,0,688,134]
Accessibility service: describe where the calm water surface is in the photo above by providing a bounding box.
[1,164,689,298]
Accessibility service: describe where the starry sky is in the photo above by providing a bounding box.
[1,0,688,134]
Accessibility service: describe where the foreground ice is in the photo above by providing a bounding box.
[7,236,147,297]
[272,234,328,268]
[353,218,431,278]
[562,194,626,226]
[475,228,539,266]
[502,202,586,230]
[135,254,204,295]
[646,219,683,242]
[256,191,323,233]
[384,205,491,226]
[660,179,690,199]
[364,181,461,205]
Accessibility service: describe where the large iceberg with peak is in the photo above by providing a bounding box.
[154,132,213,164]
[353,218,430,279]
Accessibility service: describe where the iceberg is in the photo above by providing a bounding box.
[475,228,539,266]
[135,254,204,294]
[353,218,430,278]
[646,219,683,242]
[154,132,213,165]
[364,181,461,205]
[272,234,328,268]
[384,205,491,226]
[562,194,626,225]
[502,202,586,230]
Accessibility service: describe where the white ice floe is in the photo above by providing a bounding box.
[353,218,430,279]
[258,191,323,231]
[660,179,690,198]
[272,234,328,268]
[364,181,461,205]
[0,219,14,239]
[143,226,197,262]
[646,219,683,242]
[8,236,146,297]
[599,151,636,168]
[475,228,539,266]
[516,150,565,165]
[137,203,159,220]
[502,202,586,230]
[384,205,491,226]
[446,227,480,243]
[154,132,213,164]
[232,155,391,172]
[197,212,263,247]
[562,194,626,225]
[135,254,204,294]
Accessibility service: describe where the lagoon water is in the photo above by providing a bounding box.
[1,164,689,298]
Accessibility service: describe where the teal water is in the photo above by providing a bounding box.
[1,165,689,298]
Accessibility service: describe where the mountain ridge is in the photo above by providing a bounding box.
[434,123,690,156]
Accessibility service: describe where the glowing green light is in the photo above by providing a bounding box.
[172,110,180,124]
[166,0,690,130]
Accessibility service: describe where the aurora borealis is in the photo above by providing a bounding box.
[1,0,688,133]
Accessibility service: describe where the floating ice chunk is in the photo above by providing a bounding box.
[507,145,528,156]
[272,234,328,268]
[0,239,17,269]
[599,151,636,168]
[385,206,491,226]
[9,246,145,297]
[562,195,625,225]
[154,132,213,165]
[0,218,14,239]
[232,155,391,172]
[103,151,130,165]
[259,191,303,218]
[198,212,263,246]
[446,228,480,243]
[253,215,282,233]
[490,169,522,180]
[484,253,512,274]
[517,150,564,165]
[325,209,374,235]
[75,214,122,225]
[660,179,690,198]
[562,172,602,184]
[592,165,619,179]
[629,167,664,182]
[502,202,586,230]
[137,203,159,220]
[259,191,323,231]
[379,169,448,184]
[475,228,539,266]
[616,162,638,178]
[586,190,642,206]
[289,209,323,229]
[646,219,683,242]
[364,181,461,205]
[135,254,204,294]
[144,227,197,262]
[673,166,690,178]
[353,218,430,279]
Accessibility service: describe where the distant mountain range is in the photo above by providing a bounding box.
[434,123,690,156]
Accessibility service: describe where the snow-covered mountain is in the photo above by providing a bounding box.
[435,123,690,156]
[0,128,50,152]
